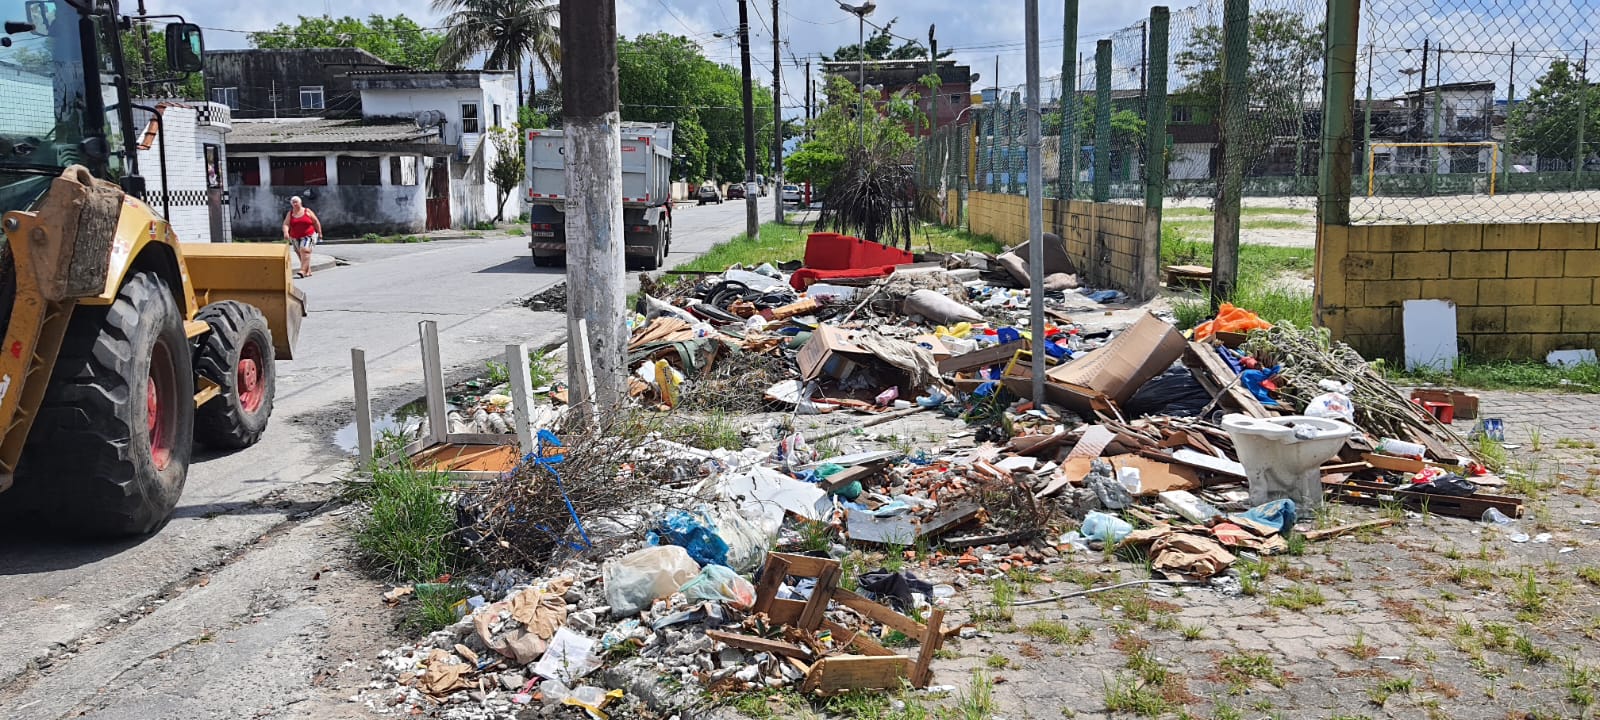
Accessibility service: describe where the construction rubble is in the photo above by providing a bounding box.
[367,232,1526,719]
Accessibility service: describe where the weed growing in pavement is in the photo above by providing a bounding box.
[353,460,461,583]
[1480,622,1515,650]
[1514,634,1554,665]
[1367,676,1414,707]
[1218,653,1288,690]
[663,410,744,450]
[1578,566,1600,586]
[1448,564,1495,589]
[957,671,997,720]
[1345,630,1379,660]
[1268,584,1326,612]
[1565,661,1599,709]
[1052,566,1101,589]
[985,653,1011,669]
[1284,532,1308,557]
[794,521,833,554]
[1210,701,1244,720]
[1023,620,1092,645]
[1511,569,1548,621]
[485,359,509,385]
[525,348,557,388]
[1006,567,1042,595]
[1180,623,1206,641]
[1151,613,1180,631]
[989,579,1017,621]
[403,583,473,634]
[1475,435,1511,475]
[1103,673,1171,717]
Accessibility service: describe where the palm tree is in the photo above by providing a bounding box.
[433,0,560,107]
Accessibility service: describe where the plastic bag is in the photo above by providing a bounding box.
[706,502,776,573]
[677,564,757,609]
[1305,379,1355,422]
[603,545,699,617]
[532,627,602,684]
[1123,366,1211,418]
[648,509,729,567]
[1412,473,1477,497]
[1080,511,1133,544]
[903,289,982,324]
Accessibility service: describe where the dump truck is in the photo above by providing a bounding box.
[525,122,674,270]
[0,0,305,536]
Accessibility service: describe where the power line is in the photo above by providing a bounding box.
[653,0,700,36]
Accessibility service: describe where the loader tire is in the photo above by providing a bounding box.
[12,271,194,537]
[194,301,275,449]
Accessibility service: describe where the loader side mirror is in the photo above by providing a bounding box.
[165,22,203,73]
[23,1,51,35]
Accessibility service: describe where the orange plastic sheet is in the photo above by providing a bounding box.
[1193,302,1273,341]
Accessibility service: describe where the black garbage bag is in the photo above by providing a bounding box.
[1124,365,1211,418]
[857,569,934,613]
[1412,474,1477,497]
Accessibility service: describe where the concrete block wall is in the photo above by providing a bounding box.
[969,191,1153,295]
[1317,223,1600,360]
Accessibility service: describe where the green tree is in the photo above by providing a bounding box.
[433,0,560,107]
[123,27,204,99]
[488,127,524,221]
[615,33,776,184]
[787,76,919,194]
[1509,59,1599,165]
[248,15,445,70]
[827,19,951,62]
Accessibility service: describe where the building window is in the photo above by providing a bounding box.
[950,94,962,105]
[300,86,325,110]
[211,87,238,110]
[338,156,382,186]
[493,104,502,128]
[1171,105,1192,123]
[227,157,260,186]
[461,102,480,134]
[391,156,418,186]
[269,156,328,186]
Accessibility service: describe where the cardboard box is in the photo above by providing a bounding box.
[798,325,875,382]
[1039,313,1187,412]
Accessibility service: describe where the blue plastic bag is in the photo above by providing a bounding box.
[1231,498,1298,534]
[647,510,729,567]
[1081,511,1133,544]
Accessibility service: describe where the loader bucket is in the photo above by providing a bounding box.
[180,243,307,360]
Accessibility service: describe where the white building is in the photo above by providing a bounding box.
[132,100,234,243]
[224,67,521,238]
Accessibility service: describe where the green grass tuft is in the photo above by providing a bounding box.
[354,462,461,583]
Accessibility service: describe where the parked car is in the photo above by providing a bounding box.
[697,184,722,205]
[726,183,746,200]
[781,184,802,204]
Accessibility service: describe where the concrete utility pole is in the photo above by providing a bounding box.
[928,24,938,138]
[737,0,760,240]
[1318,0,1358,228]
[1025,0,1046,407]
[806,60,813,136]
[559,0,626,422]
[773,0,784,223]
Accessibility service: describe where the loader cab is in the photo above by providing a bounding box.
[0,0,203,214]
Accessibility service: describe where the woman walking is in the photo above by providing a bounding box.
[282,196,323,278]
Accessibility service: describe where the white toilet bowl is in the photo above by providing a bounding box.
[1222,414,1355,509]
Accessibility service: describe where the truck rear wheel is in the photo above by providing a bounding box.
[13,271,194,537]
[194,301,275,449]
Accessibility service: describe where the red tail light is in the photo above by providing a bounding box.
[631,225,652,233]
[532,223,554,231]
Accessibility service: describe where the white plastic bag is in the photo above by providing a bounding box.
[707,502,777,573]
[678,564,757,609]
[1305,379,1355,422]
[602,545,699,617]
[532,627,602,684]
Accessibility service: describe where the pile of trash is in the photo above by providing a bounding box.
[366,231,1532,718]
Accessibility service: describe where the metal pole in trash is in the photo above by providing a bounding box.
[1025,0,1046,406]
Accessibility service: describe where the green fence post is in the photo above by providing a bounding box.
[1008,92,1024,195]
[1318,0,1358,227]
[1094,39,1113,202]
[1058,0,1079,224]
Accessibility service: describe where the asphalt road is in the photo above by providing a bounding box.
[0,196,772,718]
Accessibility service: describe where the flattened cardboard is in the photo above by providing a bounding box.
[1044,313,1187,411]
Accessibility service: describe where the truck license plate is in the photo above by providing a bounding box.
[532,231,555,237]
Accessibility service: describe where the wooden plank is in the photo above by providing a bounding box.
[1322,478,1523,519]
[1302,518,1397,541]
[910,608,946,689]
[818,464,881,494]
[823,619,895,657]
[801,656,911,696]
[751,555,792,615]
[832,588,926,638]
[767,598,806,626]
[939,340,1027,375]
[769,552,842,579]
[797,565,841,630]
[705,630,813,661]
[1183,341,1270,418]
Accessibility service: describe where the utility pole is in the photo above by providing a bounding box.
[1024,0,1046,407]
[136,0,153,87]
[1431,43,1443,189]
[805,60,813,135]
[737,0,760,241]
[928,25,938,138]
[559,0,626,421]
[773,0,784,223]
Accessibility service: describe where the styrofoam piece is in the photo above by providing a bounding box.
[1403,299,1458,372]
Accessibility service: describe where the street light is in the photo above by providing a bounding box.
[837,1,876,147]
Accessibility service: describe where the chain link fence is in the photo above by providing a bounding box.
[1353,0,1600,223]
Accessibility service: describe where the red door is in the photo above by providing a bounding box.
[426,162,451,230]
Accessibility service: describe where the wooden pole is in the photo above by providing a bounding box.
[351,348,373,465]
[560,0,626,423]
[1093,40,1112,202]
[1141,7,1170,302]
[1211,0,1248,310]
[1058,0,1079,228]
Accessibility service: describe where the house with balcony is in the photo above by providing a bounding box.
[211,51,519,238]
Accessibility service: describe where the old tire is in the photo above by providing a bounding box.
[13,271,194,537]
[532,253,563,267]
[194,301,275,449]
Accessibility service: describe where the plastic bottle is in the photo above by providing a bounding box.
[1376,437,1426,459]
[1481,508,1513,525]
